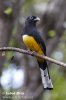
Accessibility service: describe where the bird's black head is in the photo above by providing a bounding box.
[25,16,40,26]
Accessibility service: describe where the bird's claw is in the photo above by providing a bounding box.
[31,51,36,55]
[27,49,30,52]
[32,51,36,53]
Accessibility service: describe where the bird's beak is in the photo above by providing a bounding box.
[34,17,40,21]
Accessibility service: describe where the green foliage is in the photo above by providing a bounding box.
[12,27,17,36]
[48,30,56,37]
[36,0,49,2]
[22,0,49,13]
[42,32,66,100]
[4,7,13,15]
[9,38,19,48]
[6,51,14,60]
[23,0,35,12]
[50,66,66,100]
[4,62,10,68]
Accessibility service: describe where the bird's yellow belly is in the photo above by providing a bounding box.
[22,35,44,62]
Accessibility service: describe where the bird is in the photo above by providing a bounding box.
[22,16,53,90]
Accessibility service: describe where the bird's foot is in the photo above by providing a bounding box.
[27,49,30,52]
[32,51,36,53]
[31,51,37,55]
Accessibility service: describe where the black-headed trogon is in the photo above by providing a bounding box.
[22,16,53,90]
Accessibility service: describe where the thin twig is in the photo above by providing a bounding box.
[0,47,66,67]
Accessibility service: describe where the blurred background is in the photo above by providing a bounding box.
[0,0,66,100]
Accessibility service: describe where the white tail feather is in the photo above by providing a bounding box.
[40,68,53,89]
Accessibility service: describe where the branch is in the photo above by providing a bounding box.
[0,47,66,67]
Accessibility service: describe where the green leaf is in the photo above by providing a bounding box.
[48,30,56,37]
[4,8,13,15]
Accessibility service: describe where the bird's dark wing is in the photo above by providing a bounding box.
[30,30,46,55]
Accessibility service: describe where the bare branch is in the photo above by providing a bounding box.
[0,47,66,67]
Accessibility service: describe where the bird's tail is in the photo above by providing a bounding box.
[38,61,53,90]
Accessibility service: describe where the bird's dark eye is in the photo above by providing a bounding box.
[30,16,33,20]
